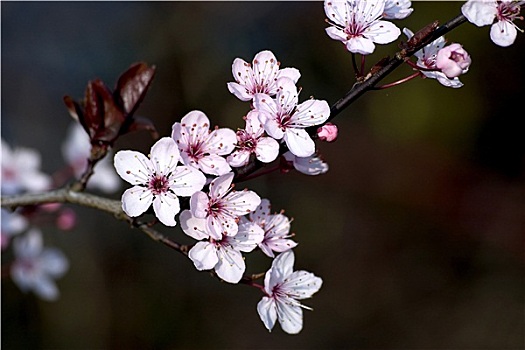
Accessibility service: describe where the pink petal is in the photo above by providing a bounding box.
[214,246,245,283]
[255,137,280,163]
[188,241,219,270]
[190,191,209,218]
[198,154,232,176]
[179,210,209,240]
[257,297,277,332]
[208,172,234,200]
[149,137,181,174]
[227,82,252,101]
[114,150,152,185]
[205,128,237,155]
[169,166,206,197]
[284,129,315,158]
[152,193,180,226]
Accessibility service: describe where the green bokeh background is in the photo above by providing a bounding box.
[2,2,524,349]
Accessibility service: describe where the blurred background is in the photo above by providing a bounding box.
[2,2,524,349]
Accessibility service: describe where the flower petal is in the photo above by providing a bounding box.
[461,0,497,27]
[149,137,181,175]
[282,270,323,300]
[214,246,245,283]
[114,150,152,185]
[121,186,153,217]
[277,297,303,334]
[284,128,316,158]
[346,37,376,55]
[179,209,209,240]
[188,241,219,271]
[152,193,180,226]
[169,166,206,197]
[255,137,280,163]
[257,296,278,332]
[198,154,233,176]
[190,191,209,218]
[292,99,330,127]
[366,20,401,44]
[490,20,517,47]
[208,172,234,200]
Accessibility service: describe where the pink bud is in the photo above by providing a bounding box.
[317,123,338,142]
[436,43,471,78]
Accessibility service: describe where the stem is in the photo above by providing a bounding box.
[374,72,423,90]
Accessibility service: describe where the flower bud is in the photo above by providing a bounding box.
[436,43,471,78]
[317,123,338,142]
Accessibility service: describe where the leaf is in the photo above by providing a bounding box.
[122,115,159,140]
[83,80,106,138]
[90,80,126,143]
[115,62,156,115]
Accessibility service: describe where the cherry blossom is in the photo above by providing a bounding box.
[462,0,523,47]
[257,251,323,334]
[403,28,465,88]
[183,216,264,283]
[227,110,280,168]
[171,110,237,176]
[254,78,330,158]
[436,43,472,78]
[383,0,413,19]
[239,198,298,258]
[1,139,51,195]
[114,137,206,226]
[324,0,401,55]
[227,50,301,102]
[187,172,261,240]
[10,229,69,301]
[282,151,329,176]
[62,122,121,193]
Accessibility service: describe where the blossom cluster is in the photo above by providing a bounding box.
[113,49,329,333]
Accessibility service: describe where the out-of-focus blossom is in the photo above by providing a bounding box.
[10,229,69,301]
[240,198,298,258]
[227,50,301,102]
[1,139,51,195]
[1,208,28,250]
[436,43,472,78]
[282,151,329,176]
[324,0,401,54]
[227,111,280,167]
[171,110,237,176]
[462,0,523,47]
[317,123,338,142]
[187,172,261,240]
[254,78,330,158]
[114,137,206,226]
[384,0,414,19]
[403,28,465,88]
[62,122,121,193]
[257,251,323,334]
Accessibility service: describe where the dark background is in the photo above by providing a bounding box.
[2,2,524,349]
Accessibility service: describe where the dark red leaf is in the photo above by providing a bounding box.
[115,62,156,115]
[83,80,106,138]
[90,80,126,143]
[122,115,159,140]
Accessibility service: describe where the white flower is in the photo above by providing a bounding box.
[227,110,280,167]
[283,151,329,176]
[10,229,69,301]
[1,208,28,250]
[240,198,298,258]
[324,0,401,55]
[254,78,330,158]
[187,172,261,239]
[227,50,301,102]
[403,28,464,88]
[1,139,51,195]
[462,0,523,47]
[257,251,323,334]
[435,43,472,78]
[62,122,121,193]
[114,137,206,226]
[383,0,413,19]
[171,110,237,176]
[181,211,264,283]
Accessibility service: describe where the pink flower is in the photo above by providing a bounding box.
[227,110,280,167]
[257,251,323,334]
[1,208,28,250]
[324,0,401,55]
[254,78,330,158]
[227,50,301,102]
[436,43,472,78]
[462,0,523,47]
[10,229,69,301]
[188,172,261,240]
[183,217,264,284]
[239,198,298,258]
[171,110,237,176]
[114,137,206,226]
[317,123,338,142]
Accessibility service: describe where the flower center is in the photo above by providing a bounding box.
[148,174,169,195]
[497,1,522,23]
[236,130,257,151]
